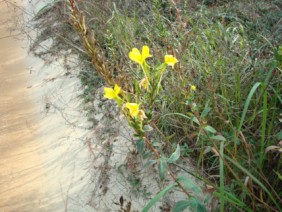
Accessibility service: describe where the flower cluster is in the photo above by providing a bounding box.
[129,45,178,68]
[104,84,146,121]
[103,45,180,136]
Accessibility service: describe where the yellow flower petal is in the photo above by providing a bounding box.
[104,87,116,99]
[104,84,121,99]
[129,46,152,65]
[129,48,142,65]
[114,84,121,95]
[164,55,178,68]
[125,103,140,118]
[142,45,152,61]
[191,85,196,91]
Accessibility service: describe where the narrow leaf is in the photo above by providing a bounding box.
[142,183,177,212]
[167,144,181,163]
[143,125,153,132]
[136,139,144,154]
[159,156,167,180]
[186,197,207,212]
[204,125,217,134]
[211,135,226,142]
[177,176,201,194]
[143,160,157,169]
[172,200,191,212]
[237,82,261,135]
[201,106,211,119]
[214,191,250,210]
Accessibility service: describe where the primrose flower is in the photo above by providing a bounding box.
[129,46,152,65]
[190,85,196,91]
[125,103,140,118]
[164,55,178,68]
[104,84,121,99]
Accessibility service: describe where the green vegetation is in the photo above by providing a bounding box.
[34,0,282,211]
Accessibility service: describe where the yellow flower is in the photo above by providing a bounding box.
[164,55,178,68]
[104,84,121,99]
[129,46,152,65]
[139,78,149,91]
[190,85,196,91]
[125,103,140,118]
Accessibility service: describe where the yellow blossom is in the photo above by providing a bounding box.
[164,55,178,68]
[125,103,140,118]
[104,84,121,99]
[190,85,196,91]
[129,46,152,65]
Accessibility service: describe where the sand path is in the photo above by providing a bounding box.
[0,1,93,211]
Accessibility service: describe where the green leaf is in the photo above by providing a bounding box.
[142,183,177,212]
[172,200,191,212]
[143,151,152,159]
[187,197,207,212]
[237,82,261,135]
[177,176,201,194]
[201,108,211,118]
[143,125,153,132]
[172,197,207,212]
[211,135,226,142]
[274,171,282,181]
[167,144,181,163]
[143,160,157,169]
[201,105,211,119]
[204,125,217,134]
[191,115,200,125]
[276,130,282,140]
[259,83,268,168]
[136,139,145,154]
[214,191,249,210]
[159,156,167,180]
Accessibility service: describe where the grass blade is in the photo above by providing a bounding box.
[142,183,177,212]
[237,82,261,136]
[259,83,268,168]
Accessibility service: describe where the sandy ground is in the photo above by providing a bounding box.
[0,1,95,211]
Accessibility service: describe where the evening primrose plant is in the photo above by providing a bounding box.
[104,45,178,137]
[103,46,206,211]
